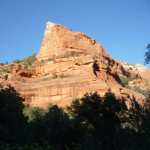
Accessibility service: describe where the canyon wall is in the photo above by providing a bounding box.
[0,21,149,108]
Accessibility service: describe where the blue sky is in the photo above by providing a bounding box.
[0,0,150,68]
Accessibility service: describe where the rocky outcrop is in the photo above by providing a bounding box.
[120,61,147,73]
[0,22,150,108]
[36,22,136,78]
[36,21,108,60]
[120,61,150,80]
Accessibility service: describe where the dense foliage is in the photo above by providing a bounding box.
[145,44,150,64]
[118,75,150,96]
[1,85,150,150]
[0,85,26,145]
[0,62,8,66]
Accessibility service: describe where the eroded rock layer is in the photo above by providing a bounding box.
[0,21,149,108]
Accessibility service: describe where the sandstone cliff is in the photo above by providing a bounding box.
[0,21,149,108]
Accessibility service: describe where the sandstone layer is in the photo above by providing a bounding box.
[0,21,150,108]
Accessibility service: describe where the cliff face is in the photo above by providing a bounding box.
[36,21,108,60]
[36,22,135,77]
[120,61,150,80]
[0,21,149,108]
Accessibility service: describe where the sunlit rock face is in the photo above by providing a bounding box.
[44,21,55,35]
[0,21,149,108]
[120,61,150,80]
[36,21,109,61]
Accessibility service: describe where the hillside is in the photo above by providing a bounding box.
[0,21,150,108]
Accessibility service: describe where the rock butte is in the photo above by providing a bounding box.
[0,21,150,108]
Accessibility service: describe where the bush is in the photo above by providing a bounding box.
[22,53,37,65]
[128,76,138,81]
[0,69,11,73]
[59,74,71,79]
[133,86,146,95]
[120,76,128,87]
[0,62,9,66]
[119,75,138,88]
[13,53,37,65]
[0,63,4,66]
[47,58,52,61]
[70,52,79,57]
[52,73,57,79]
[13,59,22,64]
[40,59,45,64]
[23,106,45,122]
[63,54,69,58]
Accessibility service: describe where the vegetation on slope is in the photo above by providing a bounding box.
[0,85,150,150]
[118,74,150,96]
[0,62,8,66]
[0,52,79,67]
[13,53,37,66]
[0,69,11,73]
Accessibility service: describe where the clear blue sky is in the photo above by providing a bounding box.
[0,0,150,68]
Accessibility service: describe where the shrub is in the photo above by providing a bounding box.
[0,63,4,66]
[70,52,75,57]
[47,58,52,61]
[40,59,45,64]
[37,77,51,82]
[22,53,37,65]
[128,76,138,81]
[13,59,22,64]
[126,85,132,90]
[23,106,45,122]
[133,86,146,95]
[145,80,149,86]
[0,69,11,73]
[59,74,71,79]
[59,74,64,79]
[120,76,128,87]
[63,54,69,58]
[52,73,57,79]
[71,52,79,57]
[13,53,37,65]
[119,75,138,88]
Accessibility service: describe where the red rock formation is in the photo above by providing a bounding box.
[36,22,135,78]
[36,21,108,60]
[0,21,149,108]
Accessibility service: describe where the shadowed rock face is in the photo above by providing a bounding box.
[0,21,150,108]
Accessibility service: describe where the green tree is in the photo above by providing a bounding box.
[43,105,73,149]
[0,85,27,144]
[67,92,128,150]
[0,63,4,66]
[145,44,150,64]
[13,53,37,65]
[23,106,45,122]
[27,105,74,150]
[13,59,22,64]
[22,53,37,65]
